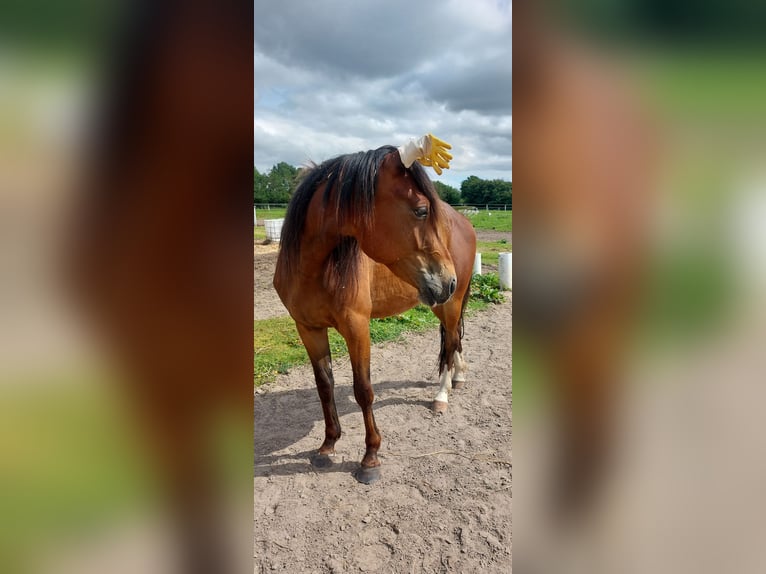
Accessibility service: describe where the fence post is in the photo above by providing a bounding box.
[473,253,482,275]
[498,252,512,290]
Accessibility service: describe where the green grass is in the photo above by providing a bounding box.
[254,207,287,220]
[465,210,512,232]
[369,305,442,342]
[253,316,345,386]
[476,239,511,267]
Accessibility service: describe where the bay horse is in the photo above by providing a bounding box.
[273,144,477,484]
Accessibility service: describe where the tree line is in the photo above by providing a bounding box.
[254,164,511,208]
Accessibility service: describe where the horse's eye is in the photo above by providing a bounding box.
[414,206,428,219]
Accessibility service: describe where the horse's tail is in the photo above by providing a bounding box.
[438,291,470,374]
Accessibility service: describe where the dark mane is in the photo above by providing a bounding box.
[277,145,440,296]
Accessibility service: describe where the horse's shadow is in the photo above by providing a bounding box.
[254,379,434,478]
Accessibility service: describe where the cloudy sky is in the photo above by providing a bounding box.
[254,0,512,189]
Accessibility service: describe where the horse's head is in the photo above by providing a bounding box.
[359,150,457,306]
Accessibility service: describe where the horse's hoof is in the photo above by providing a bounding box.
[452,380,465,390]
[310,453,335,469]
[432,400,448,414]
[354,465,381,485]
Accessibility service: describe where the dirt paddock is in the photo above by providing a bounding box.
[254,242,512,572]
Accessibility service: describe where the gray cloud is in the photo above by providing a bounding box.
[255,0,464,78]
[410,50,512,114]
[254,0,512,184]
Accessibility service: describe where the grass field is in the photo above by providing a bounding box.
[466,210,511,270]
[255,207,288,220]
[465,209,512,232]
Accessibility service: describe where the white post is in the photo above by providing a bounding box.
[473,253,482,275]
[498,252,512,290]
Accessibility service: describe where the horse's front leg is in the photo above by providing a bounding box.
[432,296,469,413]
[337,314,382,484]
[296,324,341,468]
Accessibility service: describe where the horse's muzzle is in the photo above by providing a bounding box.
[419,274,457,307]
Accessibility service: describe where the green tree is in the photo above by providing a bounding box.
[460,175,486,205]
[266,162,299,203]
[460,176,511,207]
[253,167,268,203]
[485,179,512,206]
[433,181,461,205]
[253,162,299,204]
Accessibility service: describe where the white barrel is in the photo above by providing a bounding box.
[473,253,482,275]
[498,252,512,289]
[264,218,284,242]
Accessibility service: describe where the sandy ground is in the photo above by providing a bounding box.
[474,230,512,244]
[253,296,512,573]
[254,245,285,320]
[254,231,512,572]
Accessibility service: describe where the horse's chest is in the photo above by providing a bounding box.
[369,263,419,318]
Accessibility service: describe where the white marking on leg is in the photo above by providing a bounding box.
[434,367,452,404]
[452,350,467,383]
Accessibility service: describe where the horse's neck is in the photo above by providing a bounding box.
[299,206,360,272]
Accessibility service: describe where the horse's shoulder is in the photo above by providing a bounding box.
[441,203,477,239]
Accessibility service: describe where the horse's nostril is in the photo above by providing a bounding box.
[448,277,457,296]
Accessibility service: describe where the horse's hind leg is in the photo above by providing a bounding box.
[431,293,469,413]
[296,324,341,467]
